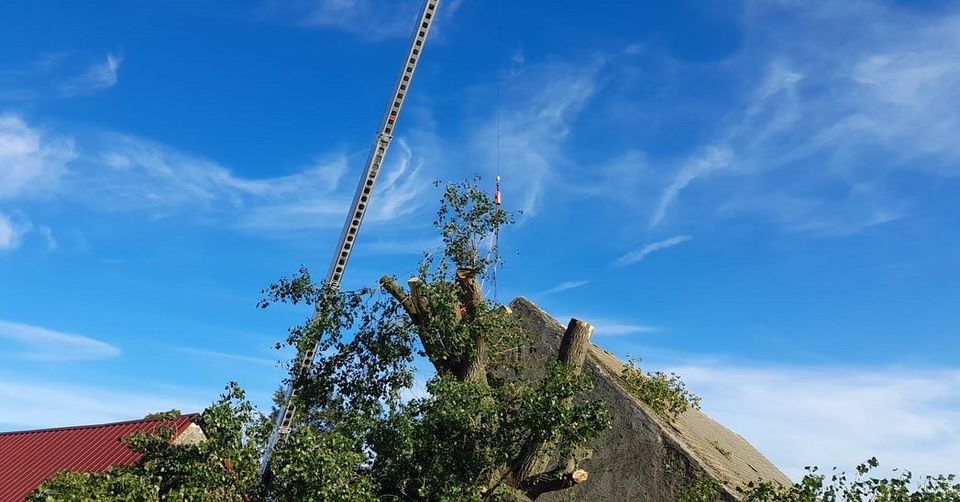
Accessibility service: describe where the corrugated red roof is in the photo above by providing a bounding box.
[0,415,197,501]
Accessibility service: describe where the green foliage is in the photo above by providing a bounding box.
[30,179,606,502]
[367,367,608,501]
[31,383,267,501]
[739,458,960,501]
[29,468,160,501]
[680,476,723,502]
[143,410,181,420]
[261,179,607,499]
[432,177,513,275]
[29,178,960,502]
[621,357,701,422]
[269,429,376,501]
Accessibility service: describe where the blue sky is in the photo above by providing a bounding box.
[2,0,959,480]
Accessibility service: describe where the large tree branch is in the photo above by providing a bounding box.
[379,275,451,374]
[455,267,484,318]
[452,267,489,385]
[379,276,419,322]
[520,468,589,500]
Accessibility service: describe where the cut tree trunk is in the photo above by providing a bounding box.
[509,318,594,496]
[521,468,589,500]
[557,319,593,372]
[454,268,488,385]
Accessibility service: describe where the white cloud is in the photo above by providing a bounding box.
[473,60,601,216]
[651,148,733,227]
[365,139,430,224]
[613,235,691,267]
[176,347,275,366]
[590,320,660,337]
[36,225,57,250]
[715,185,904,237]
[1,52,122,101]
[675,363,960,480]
[0,213,58,252]
[0,212,51,252]
[537,280,590,297]
[0,114,76,199]
[83,132,348,217]
[0,377,204,430]
[0,319,120,361]
[237,139,430,232]
[558,314,659,337]
[0,213,27,250]
[0,114,431,239]
[285,0,423,41]
[78,132,429,233]
[261,0,467,41]
[647,2,960,233]
[59,53,122,97]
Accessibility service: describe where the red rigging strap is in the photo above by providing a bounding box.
[260,0,442,482]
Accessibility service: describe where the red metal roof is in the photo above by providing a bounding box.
[0,415,197,501]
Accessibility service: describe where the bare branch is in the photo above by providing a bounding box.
[379,276,419,322]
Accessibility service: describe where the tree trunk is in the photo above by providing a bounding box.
[509,318,594,494]
[557,318,592,372]
[380,275,450,374]
[454,268,488,385]
[382,273,597,501]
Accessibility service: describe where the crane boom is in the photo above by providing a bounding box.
[260,0,442,479]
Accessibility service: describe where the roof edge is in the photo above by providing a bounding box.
[0,413,199,437]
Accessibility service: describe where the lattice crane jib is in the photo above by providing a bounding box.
[260,0,442,480]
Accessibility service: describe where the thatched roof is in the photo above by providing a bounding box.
[510,297,791,501]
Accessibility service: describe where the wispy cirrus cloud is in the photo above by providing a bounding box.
[304,0,418,39]
[176,347,275,367]
[1,52,122,101]
[0,114,76,199]
[536,280,590,297]
[591,320,660,337]
[557,313,659,337]
[647,1,960,234]
[472,59,602,216]
[0,114,431,236]
[613,235,690,267]
[651,147,732,227]
[0,213,27,250]
[0,320,120,361]
[537,280,590,297]
[268,0,467,40]
[59,53,122,97]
